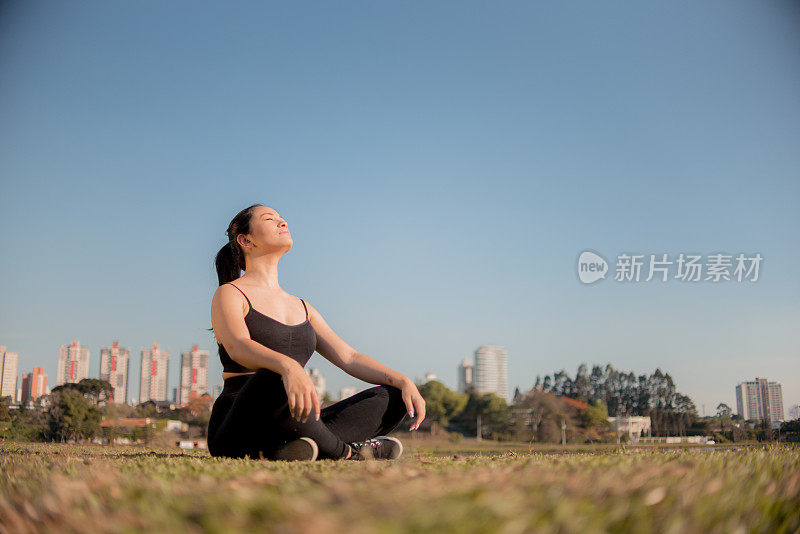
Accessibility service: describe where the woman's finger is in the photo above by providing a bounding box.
[415,398,426,427]
[411,396,426,430]
[301,391,313,422]
[295,395,305,422]
[402,389,414,418]
[311,389,321,422]
[287,392,295,419]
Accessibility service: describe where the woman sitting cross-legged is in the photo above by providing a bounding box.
[207,204,426,461]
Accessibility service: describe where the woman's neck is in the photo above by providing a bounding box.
[243,255,282,289]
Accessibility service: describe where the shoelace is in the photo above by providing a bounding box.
[350,439,380,458]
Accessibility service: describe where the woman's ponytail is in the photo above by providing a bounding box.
[212,203,262,286]
[214,241,243,286]
[209,204,263,333]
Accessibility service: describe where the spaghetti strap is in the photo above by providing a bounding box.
[300,299,308,320]
[226,283,252,312]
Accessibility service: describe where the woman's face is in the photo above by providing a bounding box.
[240,206,292,252]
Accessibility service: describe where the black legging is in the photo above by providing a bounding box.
[207,369,409,459]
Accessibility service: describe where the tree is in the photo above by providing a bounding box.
[779,418,800,441]
[52,379,113,407]
[46,389,101,442]
[674,393,697,435]
[135,401,159,418]
[450,392,509,438]
[417,380,468,428]
[716,403,733,432]
[582,400,610,427]
[5,405,48,441]
[0,396,11,422]
[573,364,590,401]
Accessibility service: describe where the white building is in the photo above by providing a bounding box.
[307,368,326,400]
[0,346,19,400]
[179,345,209,404]
[474,345,508,402]
[140,343,170,403]
[57,341,90,385]
[608,416,652,444]
[736,378,785,422]
[99,341,130,404]
[458,357,474,394]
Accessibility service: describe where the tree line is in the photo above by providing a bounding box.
[533,363,698,436]
[0,378,213,443]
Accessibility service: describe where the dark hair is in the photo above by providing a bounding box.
[214,203,263,286]
[208,203,263,333]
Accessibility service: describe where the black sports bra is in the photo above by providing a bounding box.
[218,283,317,375]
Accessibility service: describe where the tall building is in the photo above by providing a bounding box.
[307,368,326,400]
[736,378,785,423]
[99,341,131,404]
[57,341,90,385]
[140,343,170,403]
[20,367,47,403]
[179,345,209,404]
[0,346,19,399]
[458,357,474,394]
[474,345,508,402]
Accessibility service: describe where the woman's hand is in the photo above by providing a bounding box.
[400,378,426,431]
[280,362,321,423]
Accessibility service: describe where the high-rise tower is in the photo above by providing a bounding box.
[0,346,19,399]
[179,345,209,404]
[140,343,170,402]
[99,341,131,404]
[473,345,508,402]
[57,341,90,385]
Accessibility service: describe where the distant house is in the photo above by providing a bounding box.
[607,416,651,443]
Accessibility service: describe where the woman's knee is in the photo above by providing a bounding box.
[379,385,409,421]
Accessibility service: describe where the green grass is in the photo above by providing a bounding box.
[1,441,798,533]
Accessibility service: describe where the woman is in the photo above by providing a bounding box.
[207,204,426,461]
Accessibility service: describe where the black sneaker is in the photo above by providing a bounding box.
[347,436,403,460]
[272,437,319,461]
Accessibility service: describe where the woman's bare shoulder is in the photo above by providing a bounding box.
[211,281,249,309]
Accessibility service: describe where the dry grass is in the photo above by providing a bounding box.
[1,442,798,533]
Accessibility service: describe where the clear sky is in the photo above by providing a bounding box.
[1,1,798,416]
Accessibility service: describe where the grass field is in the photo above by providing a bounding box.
[1,440,798,534]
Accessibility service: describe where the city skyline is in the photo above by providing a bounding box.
[1,2,798,414]
[8,337,794,424]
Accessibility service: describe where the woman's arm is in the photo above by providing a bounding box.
[305,300,427,430]
[211,284,301,374]
[211,285,321,422]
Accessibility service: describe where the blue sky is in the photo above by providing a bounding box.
[1,1,798,415]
